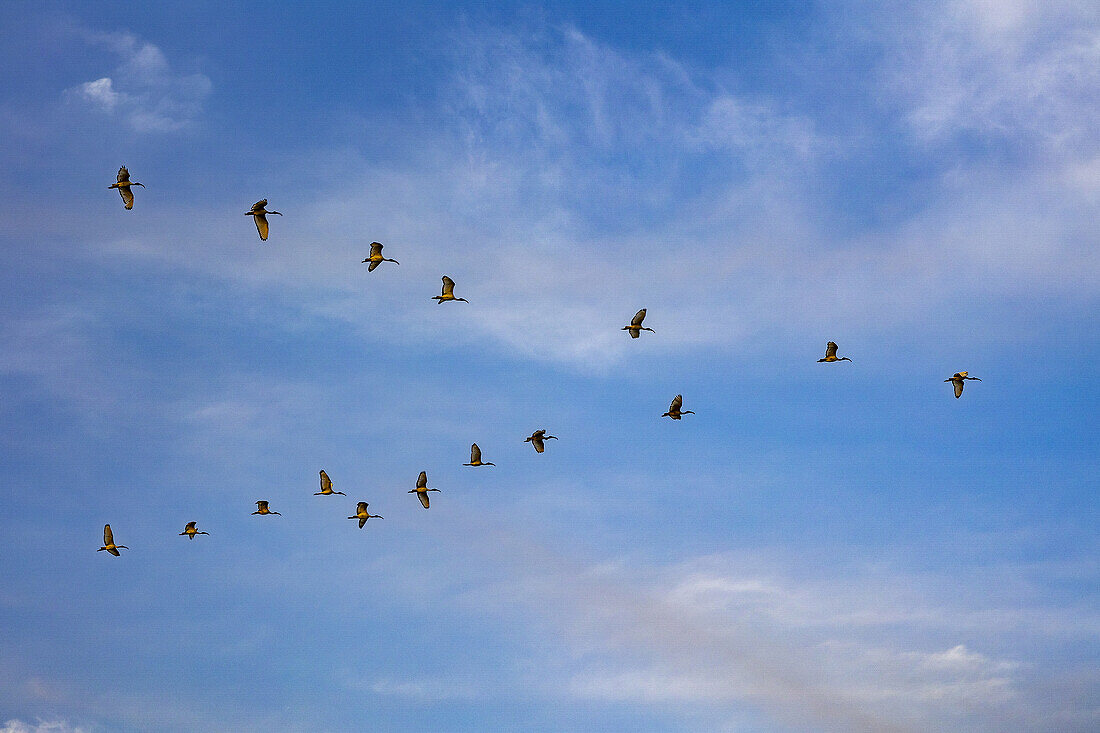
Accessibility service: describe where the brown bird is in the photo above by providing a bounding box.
[108,166,144,210]
[245,199,282,241]
[362,242,399,272]
[408,471,440,508]
[662,394,695,420]
[818,341,852,362]
[432,275,468,303]
[622,308,654,338]
[524,429,558,453]
[464,443,495,466]
[348,501,383,528]
[315,470,346,496]
[945,371,981,399]
[179,521,210,540]
[98,524,128,556]
[251,500,281,516]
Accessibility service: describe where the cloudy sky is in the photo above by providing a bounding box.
[1,1,1098,731]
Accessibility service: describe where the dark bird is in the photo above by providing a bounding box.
[622,308,654,338]
[348,501,383,528]
[108,166,144,210]
[662,394,695,420]
[362,242,399,272]
[245,199,282,241]
[179,521,210,540]
[409,471,440,509]
[818,341,852,363]
[98,524,128,556]
[252,500,281,516]
[464,443,495,466]
[432,275,468,303]
[524,429,558,453]
[315,470,346,496]
[945,371,981,399]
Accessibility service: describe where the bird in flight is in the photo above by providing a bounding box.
[252,500,281,516]
[662,394,695,420]
[818,342,852,362]
[348,502,383,528]
[245,199,282,241]
[98,524,128,556]
[525,429,558,453]
[432,275,468,303]
[464,443,495,466]
[108,166,144,210]
[945,371,981,399]
[622,308,654,338]
[315,470,346,496]
[179,521,210,540]
[362,242,399,272]
[409,471,440,508]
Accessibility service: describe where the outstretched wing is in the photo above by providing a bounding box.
[954,380,964,399]
[670,394,683,412]
[185,521,197,530]
[117,167,130,183]
[251,199,267,212]
[418,491,431,509]
[370,242,384,257]
[825,342,838,359]
[119,186,135,209]
[631,309,647,327]
[320,470,332,492]
[532,435,545,453]
[359,517,368,528]
[356,502,368,513]
[104,524,114,545]
[256,500,268,510]
[417,471,428,489]
[470,444,482,463]
[255,213,269,241]
[441,276,455,296]
[368,259,380,272]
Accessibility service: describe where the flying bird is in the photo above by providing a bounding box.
[622,308,654,338]
[245,199,282,241]
[179,521,210,540]
[108,166,144,210]
[252,500,281,516]
[662,394,695,420]
[409,471,440,509]
[315,470,346,496]
[945,371,981,399]
[98,524,128,556]
[432,275,468,303]
[524,429,558,453]
[362,242,399,272]
[464,443,495,466]
[348,502,383,528]
[817,342,852,362]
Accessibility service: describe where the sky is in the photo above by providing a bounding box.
[0,0,1098,730]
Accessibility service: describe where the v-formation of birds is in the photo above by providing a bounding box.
[97,167,982,554]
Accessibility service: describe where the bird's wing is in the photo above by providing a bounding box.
[104,524,114,545]
[320,470,332,492]
[257,500,268,510]
[441,276,455,296]
[185,521,196,530]
[108,547,120,556]
[119,186,134,209]
[417,471,427,489]
[252,199,266,212]
[532,436,545,452]
[368,259,380,272]
[255,213,269,241]
[670,394,683,411]
[825,342,838,359]
[418,491,430,509]
[359,517,367,528]
[117,167,129,183]
[370,242,384,257]
[954,380,964,398]
[470,444,482,462]
[632,309,647,327]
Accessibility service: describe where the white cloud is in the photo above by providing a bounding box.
[71,78,121,112]
[0,720,87,733]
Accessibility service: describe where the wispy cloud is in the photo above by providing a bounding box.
[0,720,87,733]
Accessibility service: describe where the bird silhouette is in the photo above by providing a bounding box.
[818,341,852,362]
[362,242,399,272]
[432,275,468,303]
[525,429,558,453]
[409,471,440,508]
[98,524,128,556]
[245,199,282,241]
[315,470,346,496]
[108,166,144,210]
[464,443,495,466]
[179,521,210,540]
[662,394,695,420]
[251,500,281,516]
[622,308,654,338]
[945,371,981,399]
[348,501,383,528]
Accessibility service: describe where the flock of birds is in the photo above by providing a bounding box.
[96,165,983,556]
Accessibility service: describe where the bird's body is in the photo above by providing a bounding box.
[251,500,281,516]
[362,242,399,272]
[432,275,468,303]
[98,524,128,556]
[945,371,981,399]
[315,470,346,496]
[108,166,144,210]
[348,501,383,528]
[464,443,494,466]
[408,471,440,508]
[245,199,282,241]
[622,308,654,338]
[524,429,558,453]
[817,341,852,362]
[179,521,210,540]
[662,394,695,420]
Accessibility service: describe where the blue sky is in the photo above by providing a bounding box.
[1,1,1098,731]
